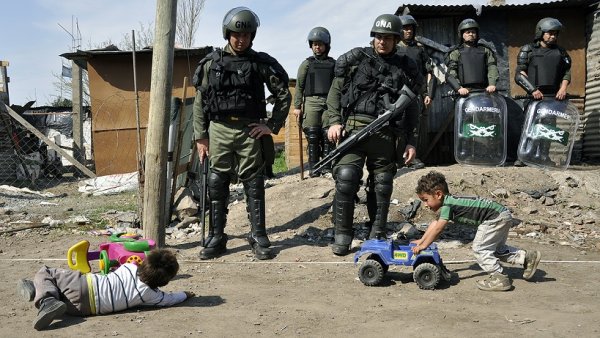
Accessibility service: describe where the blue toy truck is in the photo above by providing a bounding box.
[354,239,452,289]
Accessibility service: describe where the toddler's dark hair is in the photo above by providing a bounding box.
[416,171,450,195]
[137,249,179,289]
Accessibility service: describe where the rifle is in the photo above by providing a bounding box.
[310,85,417,177]
[298,100,305,180]
[198,159,209,247]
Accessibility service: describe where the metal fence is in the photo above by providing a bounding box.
[0,104,93,190]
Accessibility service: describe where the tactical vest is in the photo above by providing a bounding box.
[528,46,563,92]
[458,45,487,87]
[201,51,267,119]
[304,57,335,97]
[397,43,424,74]
[340,48,406,119]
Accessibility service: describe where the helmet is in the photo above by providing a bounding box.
[535,17,562,40]
[222,7,260,40]
[370,14,403,37]
[457,18,479,39]
[307,27,331,48]
[400,15,418,28]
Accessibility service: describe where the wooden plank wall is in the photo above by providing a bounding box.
[282,82,308,170]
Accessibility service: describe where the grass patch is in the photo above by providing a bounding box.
[272,149,287,174]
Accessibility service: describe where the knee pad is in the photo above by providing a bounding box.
[374,172,394,199]
[208,171,230,200]
[335,165,361,201]
[303,127,321,144]
[243,174,265,199]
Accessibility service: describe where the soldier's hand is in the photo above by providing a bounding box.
[486,85,496,93]
[403,145,416,165]
[458,87,469,96]
[423,95,432,107]
[196,139,209,164]
[556,88,567,101]
[248,123,272,139]
[293,108,302,118]
[328,124,343,143]
[532,89,543,100]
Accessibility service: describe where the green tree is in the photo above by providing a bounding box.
[49,96,73,107]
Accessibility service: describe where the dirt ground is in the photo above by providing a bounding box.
[2,164,600,337]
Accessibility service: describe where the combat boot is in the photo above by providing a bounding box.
[331,166,361,255]
[368,172,394,240]
[199,199,228,260]
[199,172,230,260]
[305,127,321,176]
[244,174,273,260]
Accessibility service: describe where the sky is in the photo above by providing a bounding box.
[2,0,535,106]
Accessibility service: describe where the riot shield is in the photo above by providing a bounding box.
[454,92,507,166]
[517,98,579,170]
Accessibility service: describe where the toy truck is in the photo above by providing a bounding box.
[354,239,453,289]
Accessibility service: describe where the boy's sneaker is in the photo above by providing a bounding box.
[17,279,35,302]
[34,298,66,330]
[476,272,512,291]
[523,250,541,280]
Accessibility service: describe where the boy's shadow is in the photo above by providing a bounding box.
[48,296,225,329]
[451,263,554,284]
[44,317,86,331]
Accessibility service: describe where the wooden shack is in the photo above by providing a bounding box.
[61,46,213,176]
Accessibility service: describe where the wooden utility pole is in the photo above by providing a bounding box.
[143,0,177,247]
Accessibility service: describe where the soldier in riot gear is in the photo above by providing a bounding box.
[293,27,336,175]
[325,14,423,255]
[446,18,499,96]
[192,7,291,260]
[397,15,433,169]
[513,17,571,166]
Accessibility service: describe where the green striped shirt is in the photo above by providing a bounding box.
[439,195,507,226]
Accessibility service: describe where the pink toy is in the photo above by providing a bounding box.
[68,233,156,274]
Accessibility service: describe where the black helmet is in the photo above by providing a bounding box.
[400,15,418,28]
[222,7,260,40]
[457,18,479,39]
[370,14,403,37]
[307,27,331,48]
[535,17,562,40]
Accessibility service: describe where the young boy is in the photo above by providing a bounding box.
[411,171,542,291]
[16,248,194,330]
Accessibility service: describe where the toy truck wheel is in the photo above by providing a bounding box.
[359,259,385,286]
[413,263,441,290]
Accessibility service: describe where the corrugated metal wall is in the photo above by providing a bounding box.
[418,17,457,164]
[584,8,600,161]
